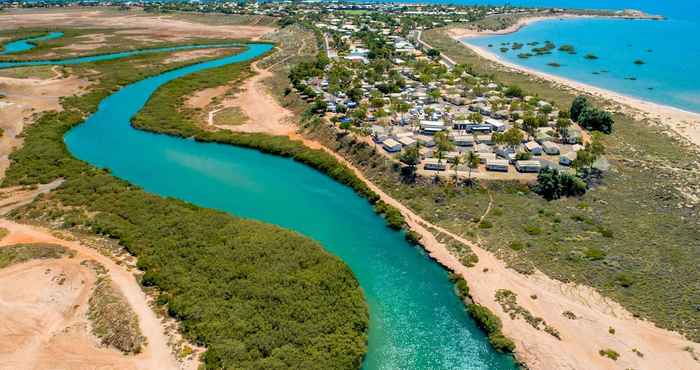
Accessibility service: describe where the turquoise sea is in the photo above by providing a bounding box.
[448,1,700,113]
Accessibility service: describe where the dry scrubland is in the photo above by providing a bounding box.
[0,10,368,370]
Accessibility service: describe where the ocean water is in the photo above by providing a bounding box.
[464,17,700,113]
[440,0,700,113]
[18,44,519,369]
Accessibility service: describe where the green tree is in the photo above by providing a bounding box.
[570,95,589,122]
[465,151,480,185]
[434,131,454,153]
[428,88,442,103]
[578,106,614,133]
[435,149,446,178]
[534,167,587,200]
[556,117,572,140]
[468,111,483,124]
[521,115,539,140]
[450,153,462,179]
[504,85,524,98]
[427,48,441,60]
[502,127,524,150]
[400,144,420,180]
[348,87,363,103]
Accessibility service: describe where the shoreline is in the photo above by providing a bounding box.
[448,18,700,149]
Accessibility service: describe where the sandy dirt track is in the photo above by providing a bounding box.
[0,219,191,370]
[207,61,295,135]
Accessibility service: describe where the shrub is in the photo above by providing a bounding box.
[534,167,587,200]
[449,274,471,300]
[479,219,493,229]
[584,247,607,261]
[509,241,525,251]
[570,95,588,122]
[578,105,614,133]
[461,253,479,267]
[404,230,422,245]
[597,226,614,238]
[374,201,405,230]
[488,333,516,352]
[468,304,502,334]
[524,224,542,236]
[614,273,635,287]
[504,85,524,98]
[599,348,620,360]
[562,310,577,320]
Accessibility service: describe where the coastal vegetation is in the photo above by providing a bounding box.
[344,27,700,343]
[448,274,515,354]
[468,303,516,353]
[3,48,370,369]
[84,260,146,354]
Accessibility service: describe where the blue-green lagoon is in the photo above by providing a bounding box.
[0,31,63,55]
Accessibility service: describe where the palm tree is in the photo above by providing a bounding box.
[450,154,462,179]
[435,149,445,180]
[465,151,480,185]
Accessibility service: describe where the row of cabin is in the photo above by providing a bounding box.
[525,140,561,155]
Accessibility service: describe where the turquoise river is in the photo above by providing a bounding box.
[3,43,516,369]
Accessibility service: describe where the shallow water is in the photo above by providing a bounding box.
[465,16,700,113]
[0,31,63,55]
[0,41,519,369]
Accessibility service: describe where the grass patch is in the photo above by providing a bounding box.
[84,259,146,354]
[0,243,73,268]
[0,65,58,79]
[212,106,248,126]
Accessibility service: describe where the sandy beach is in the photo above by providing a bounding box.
[448,17,700,150]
